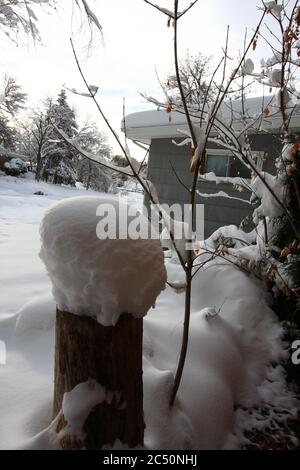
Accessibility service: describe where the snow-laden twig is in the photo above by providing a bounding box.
[143,0,199,20]
[75,0,103,37]
[53,124,134,177]
[196,189,252,205]
[68,37,188,271]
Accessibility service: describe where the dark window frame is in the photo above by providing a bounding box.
[205,149,263,179]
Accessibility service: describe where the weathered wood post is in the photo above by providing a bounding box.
[39,196,166,450]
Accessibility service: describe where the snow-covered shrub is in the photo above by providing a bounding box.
[251,173,288,224]
[265,138,300,304]
[4,157,28,176]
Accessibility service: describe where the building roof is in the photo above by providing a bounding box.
[123,96,300,143]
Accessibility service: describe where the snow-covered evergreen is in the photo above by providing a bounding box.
[38,89,78,185]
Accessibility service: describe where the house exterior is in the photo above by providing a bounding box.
[123,97,300,238]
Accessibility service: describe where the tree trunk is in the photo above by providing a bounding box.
[86,160,92,190]
[53,309,144,450]
[35,146,42,181]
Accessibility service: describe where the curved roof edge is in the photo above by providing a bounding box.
[122,97,300,143]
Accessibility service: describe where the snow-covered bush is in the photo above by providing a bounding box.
[262,137,300,308]
[4,157,27,176]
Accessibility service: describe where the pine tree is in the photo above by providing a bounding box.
[41,89,79,185]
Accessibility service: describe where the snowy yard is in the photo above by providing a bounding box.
[0,173,298,450]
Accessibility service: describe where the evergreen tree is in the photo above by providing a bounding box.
[41,89,79,185]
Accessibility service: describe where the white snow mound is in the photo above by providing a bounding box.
[16,294,56,334]
[39,196,166,326]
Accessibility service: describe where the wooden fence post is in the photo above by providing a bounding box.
[39,196,166,450]
[53,310,144,449]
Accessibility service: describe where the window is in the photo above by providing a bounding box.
[228,156,252,178]
[206,154,229,177]
[205,149,263,179]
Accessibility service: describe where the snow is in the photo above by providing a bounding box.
[266,51,283,67]
[39,196,166,326]
[123,94,300,143]
[60,379,128,442]
[124,96,300,129]
[232,365,299,448]
[142,252,295,449]
[0,145,27,161]
[241,59,255,75]
[200,171,251,186]
[54,125,134,177]
[200,224,256,251]
[265,1,283,20]
[62,380,107,440]
[88,84,99,95]
[0,174,298,450]
[191,127,206,171]
[15,294,56,334]
[251,172,287,223]
[268,69,282,87]
[4,157,27,174]
[276,87,292,108]
[159,204,196,264]
[197,189,252,205]
[282,142,294,162]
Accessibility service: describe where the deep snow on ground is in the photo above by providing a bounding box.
[0,173,298,450]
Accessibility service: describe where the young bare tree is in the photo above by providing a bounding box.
[0,75,26,151]
[20,104,54,180]
[53,0,300,409]
[76,122,113,191]
[165,51,216,108]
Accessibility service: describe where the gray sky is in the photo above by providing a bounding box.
[0,0,270,156]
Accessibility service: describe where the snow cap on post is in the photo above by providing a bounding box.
[39,196,166,326]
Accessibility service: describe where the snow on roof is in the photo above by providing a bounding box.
[123,96,300,143]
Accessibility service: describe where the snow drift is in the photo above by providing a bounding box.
[0,175,298,450]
